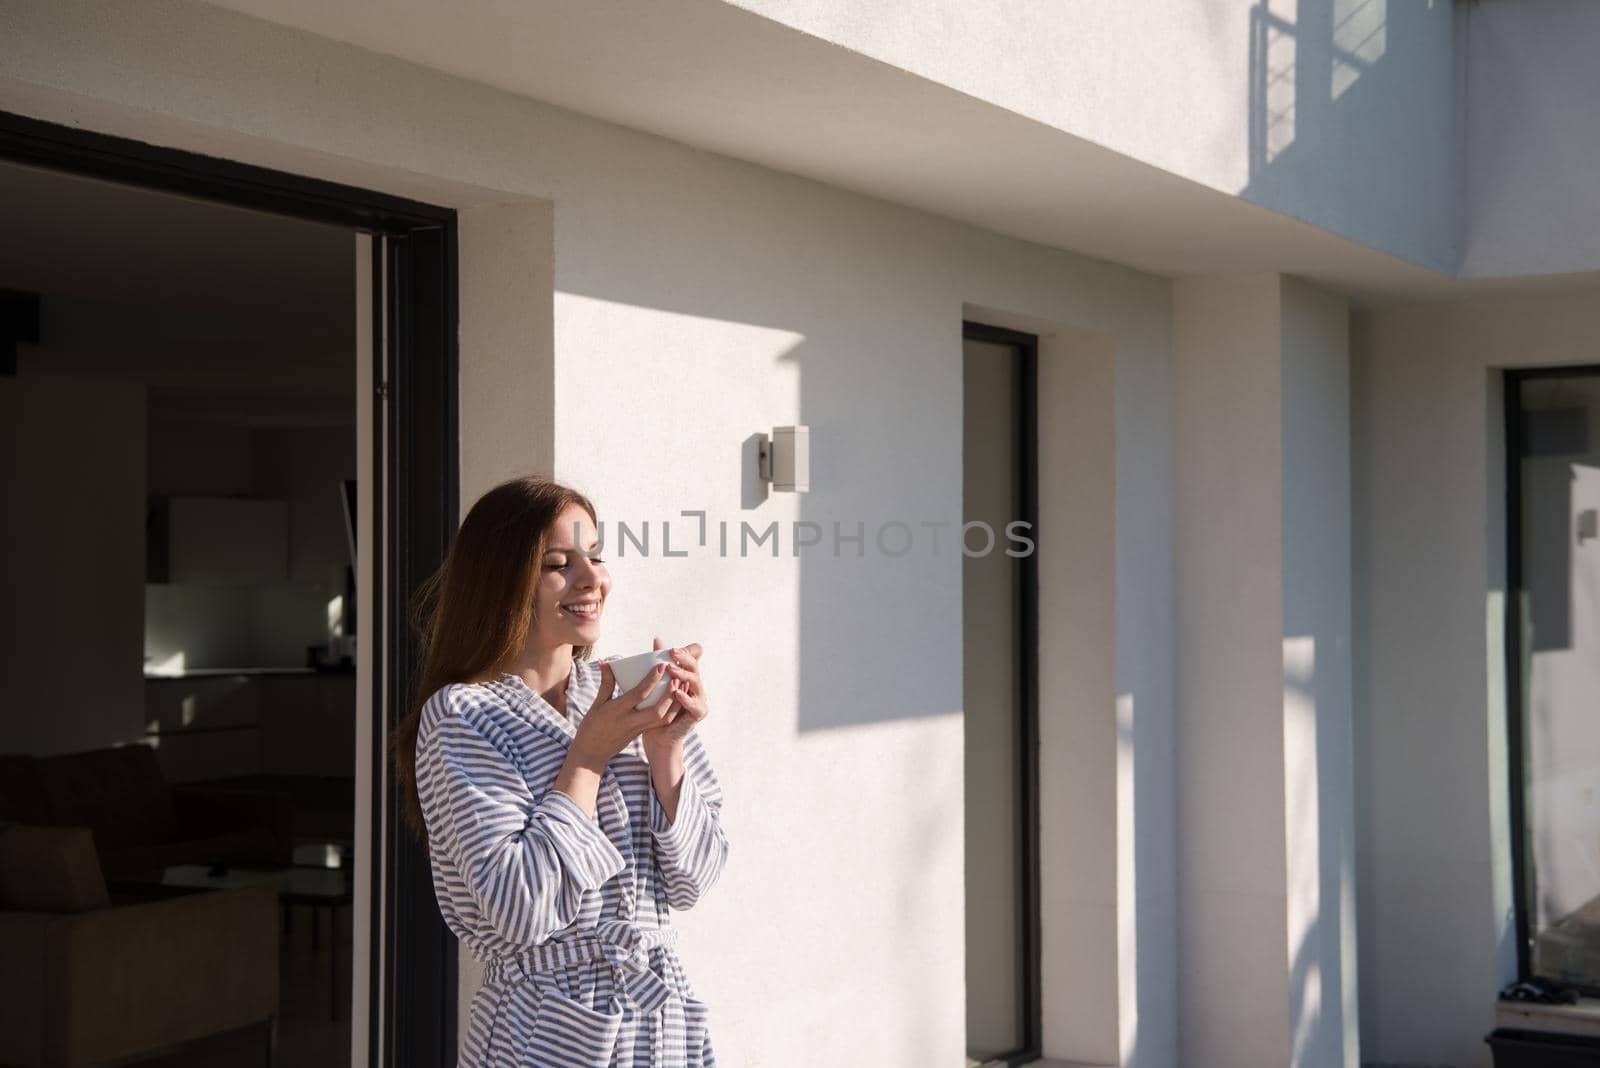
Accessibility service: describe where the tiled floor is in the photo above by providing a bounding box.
[142,899,352,1068]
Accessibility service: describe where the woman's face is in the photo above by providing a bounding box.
[530,503,609,650]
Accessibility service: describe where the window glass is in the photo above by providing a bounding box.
[963,336,1028,1059]
[1514,370,1600,989]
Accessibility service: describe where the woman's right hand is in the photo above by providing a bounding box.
[567,660,675,770]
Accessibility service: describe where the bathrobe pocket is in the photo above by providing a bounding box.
[522,984,624,1068]
[683,991,713,1065]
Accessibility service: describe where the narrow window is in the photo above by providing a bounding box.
[1507,365,1600,992]
[962,323,1040,1066]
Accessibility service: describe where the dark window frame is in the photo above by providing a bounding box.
[0,109,461,1065]
[962,320,1042,1067]
[1503,362,1600,994]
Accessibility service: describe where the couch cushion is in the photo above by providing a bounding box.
[0,755,49,825]
[0,824,110,912]
[35,744,179,849]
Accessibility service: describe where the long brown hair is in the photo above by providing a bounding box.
[391,476,598,842]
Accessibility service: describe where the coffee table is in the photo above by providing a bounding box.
[157,861,353,1020]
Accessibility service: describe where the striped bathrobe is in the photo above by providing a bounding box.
[415,655,729,1067]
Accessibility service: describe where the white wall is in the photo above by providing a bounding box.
[457,200,555,498]
[545,112,1178,1068]
[1034,327,1122,1067]
[1461,1,1600,278]
[1174,275,1294,1068]
[0,3,1186,1065]
[1108,316,1179,1068]
[961,305,1178,1068]
[1280,277,1356,1068]
[1172,273,1355,1068]
[1352,288,1600,1068]
[731,0,1461,273]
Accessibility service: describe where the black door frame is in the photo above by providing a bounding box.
[0,110,460,1066]
[962,321,1042,1068]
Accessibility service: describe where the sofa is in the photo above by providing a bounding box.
[0,824,279,1067]
[0,744,292,882]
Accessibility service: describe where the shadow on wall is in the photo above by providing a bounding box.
[1246,6,1437,1066]
[562,197,963,744]
[1244,0,1457,272]
[1283,636,1344,1068]
[554,145,980,1068]
[1249,0,1389,179]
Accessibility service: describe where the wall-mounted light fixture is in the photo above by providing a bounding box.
[758,425,810,492]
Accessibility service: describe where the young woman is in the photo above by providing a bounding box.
[392,476,729,1067]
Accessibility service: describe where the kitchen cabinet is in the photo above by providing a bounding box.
[147,496,288,583]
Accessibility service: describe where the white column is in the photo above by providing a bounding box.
[1173,274,1357,1068]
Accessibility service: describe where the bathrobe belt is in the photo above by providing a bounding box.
[484,920,681,1016]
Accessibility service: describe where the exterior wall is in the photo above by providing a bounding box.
[1108,319,1180,1068]
[458,200,556,499]
[1174,276,1292,1068]
[731,0,1461,273]
[1461,1,1600,278]
[962,309,1179,1068]
[1036,330,1122,1065]
[542,104,1179,1068]
[1352,288,1600,1068]
[0,2,1181,1065]
[1172,274,1355,1068]
[1280,278,1357,1068]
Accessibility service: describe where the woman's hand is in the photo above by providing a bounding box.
[641,635,709,751]
[566,658,677,770]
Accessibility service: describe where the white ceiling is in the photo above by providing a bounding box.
[197,0,1599,305]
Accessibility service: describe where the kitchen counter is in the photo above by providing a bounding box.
[145,666,354,679]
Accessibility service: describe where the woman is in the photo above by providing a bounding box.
[392,476,729,1068]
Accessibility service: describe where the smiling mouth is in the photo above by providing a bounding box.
[559,601,601,621]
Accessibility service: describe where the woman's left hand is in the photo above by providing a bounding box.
[641,635,708,748]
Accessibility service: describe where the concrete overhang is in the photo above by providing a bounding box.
[199,0,1595,306]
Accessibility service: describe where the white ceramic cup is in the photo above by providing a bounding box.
[605,648,675,709]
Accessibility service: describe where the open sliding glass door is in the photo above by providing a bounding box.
[357,227,459,1066]
[0,111,459,1067]
[353,232,382,1064]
